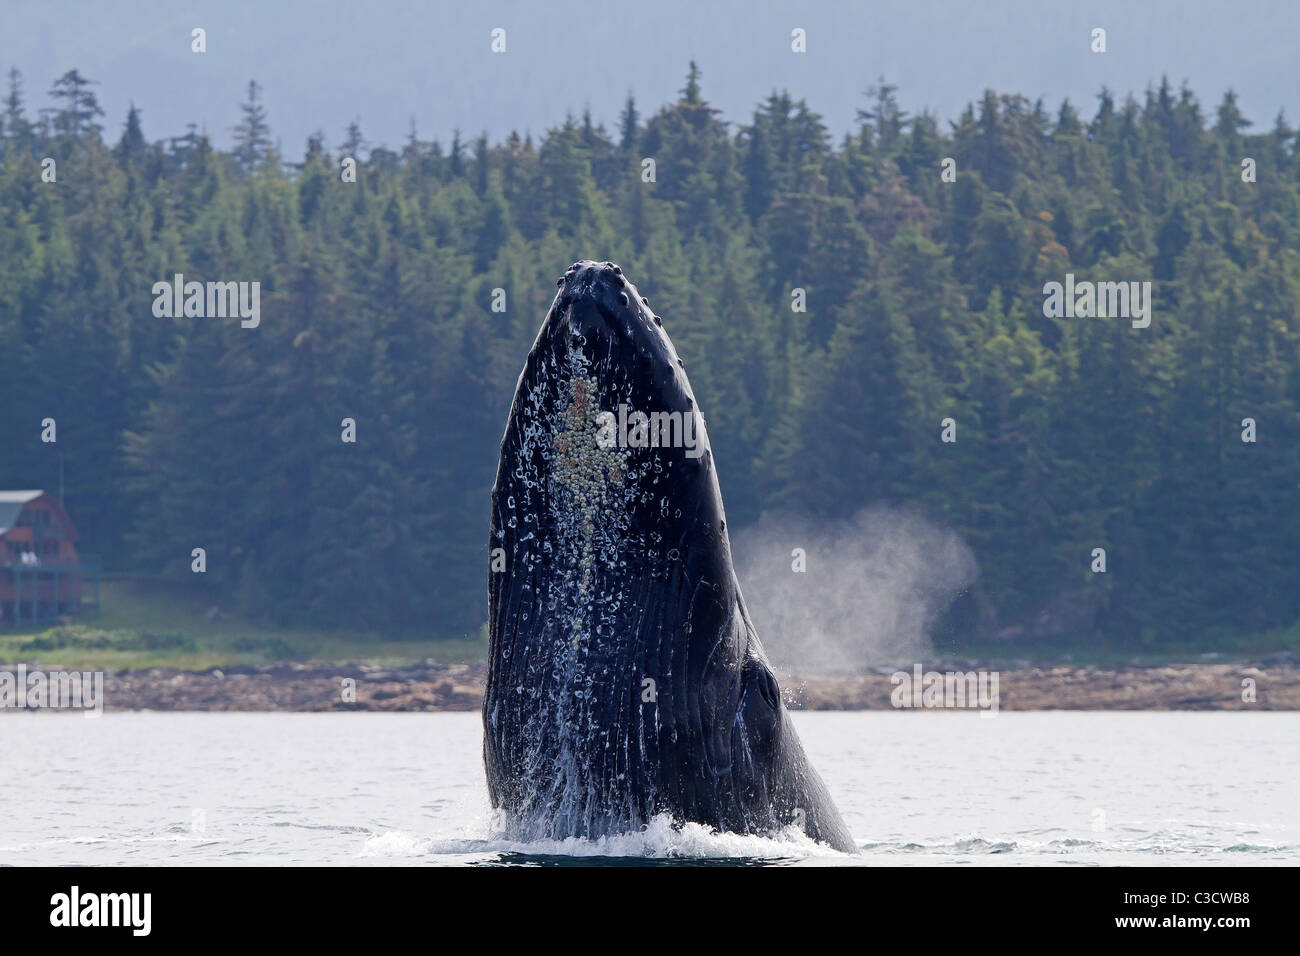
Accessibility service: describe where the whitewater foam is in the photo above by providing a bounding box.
[361,813,852,861]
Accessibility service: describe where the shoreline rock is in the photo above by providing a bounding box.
[2,658,1297,712]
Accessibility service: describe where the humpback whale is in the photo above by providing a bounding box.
[484,260,856,852]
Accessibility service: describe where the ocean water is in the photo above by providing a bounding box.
[1,711,1295,866]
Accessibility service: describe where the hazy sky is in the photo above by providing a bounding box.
[2,0,1296,154]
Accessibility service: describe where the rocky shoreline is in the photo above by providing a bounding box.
[5,655,1299,712]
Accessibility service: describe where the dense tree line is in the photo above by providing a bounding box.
[1,64,1297,644]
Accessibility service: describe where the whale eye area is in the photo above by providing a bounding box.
[755,664,781,712]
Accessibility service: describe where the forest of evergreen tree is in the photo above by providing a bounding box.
[2,64,1297,645]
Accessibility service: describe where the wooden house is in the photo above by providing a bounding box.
[0,490,98,626]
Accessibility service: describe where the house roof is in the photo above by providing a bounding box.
[0,490,44,536]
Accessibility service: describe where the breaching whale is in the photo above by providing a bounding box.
[484,260,856,852]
